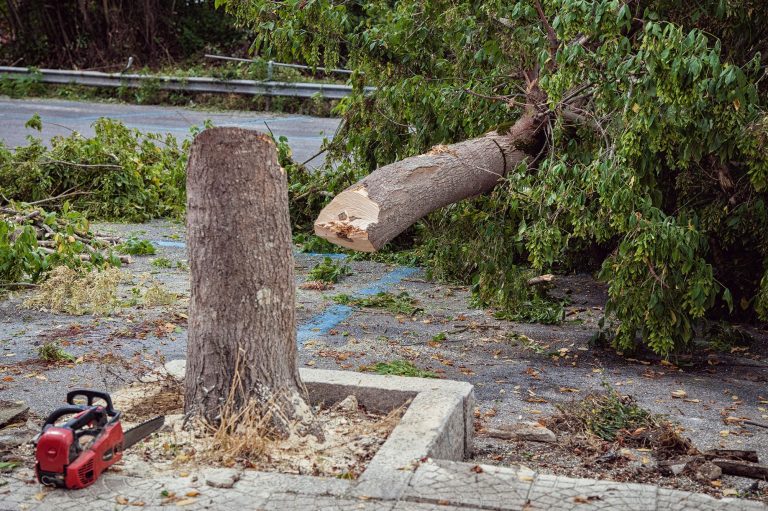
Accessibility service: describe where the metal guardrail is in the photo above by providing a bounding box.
[0,66,373,99]
[204,54,356,78]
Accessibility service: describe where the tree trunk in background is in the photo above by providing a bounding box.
[314,113,545,252]
[184,127,313,434]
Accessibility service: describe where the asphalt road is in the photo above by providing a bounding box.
[0,97,341,167]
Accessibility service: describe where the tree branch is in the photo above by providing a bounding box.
[532,0,559,67]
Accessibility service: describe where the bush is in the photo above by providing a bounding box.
[0,117,188,222]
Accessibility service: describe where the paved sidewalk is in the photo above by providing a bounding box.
[2,458,763,510]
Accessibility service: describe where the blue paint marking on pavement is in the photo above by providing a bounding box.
[296,305,353,345]
[147,238,416,346]
[356,266,418,296]
[303,252,347,260]
[154,240,187,248]
[296,265,418,346]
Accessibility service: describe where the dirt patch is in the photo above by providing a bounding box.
[472,387,768,504]
[113,381,404,479]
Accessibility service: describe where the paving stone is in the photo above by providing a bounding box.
[527,473,658,510]
[404,459,534,510]
[0,400,28,428]
[260,493,394,510]
[239,470,352,496]
[657,487,766,510]
[204,468,241,488]
[393,503,474,511]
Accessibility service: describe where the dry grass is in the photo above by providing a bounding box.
[546,384,694,459]
[23,266,123,314]
[198,365,278,465]
[142,282,177,306]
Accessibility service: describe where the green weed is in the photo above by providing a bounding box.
[307,257,351,283]
[362,360,436,378]
[37,341,76,363]
[142,282,177,307]
[151,257,173,268]
[556,383,655,442]
[0,461,21,472]
[333,291,421,315]
[492,297,565,325]
[118,237,156,256]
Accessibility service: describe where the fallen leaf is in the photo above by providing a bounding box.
[559,387,580,393]
[573,495,601,504]
[470,465,484,473]
[671,390,687,399]
[722,488,738,496]
[116,496,129,505]
[175,498,197,506]
[525,367,540,379]
[185,490,200,497]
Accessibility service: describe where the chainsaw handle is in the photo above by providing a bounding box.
[43,406,89,427]
[66,390,117,416]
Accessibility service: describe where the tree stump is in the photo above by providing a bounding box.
[184,127,312,435]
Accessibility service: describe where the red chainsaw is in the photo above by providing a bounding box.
[34,389,164,489]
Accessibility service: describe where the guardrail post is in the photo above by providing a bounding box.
[267,61,274,81]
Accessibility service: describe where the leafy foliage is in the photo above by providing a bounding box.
[37,341,76,363]
[566,384,654,442]
[117,237,157,256]
[222,0,768,356]
[307,257,351,283]
[333,291,421,315]
[361,360,437,378]
[0,204,121,286]
[0,117,188,222]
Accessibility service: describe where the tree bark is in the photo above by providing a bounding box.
[184,127,312,434]
[314,113,545,252]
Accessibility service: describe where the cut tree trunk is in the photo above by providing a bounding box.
[184,127,313,435]
[314,113,545,252]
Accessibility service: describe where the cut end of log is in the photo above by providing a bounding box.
[314,187,380,252]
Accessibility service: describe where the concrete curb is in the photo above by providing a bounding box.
[300,368,475,499]
[165,362,475,500]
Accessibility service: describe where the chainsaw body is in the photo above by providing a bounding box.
[35,390,123,489]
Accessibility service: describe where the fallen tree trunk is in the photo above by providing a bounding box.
[314,113,545,252]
